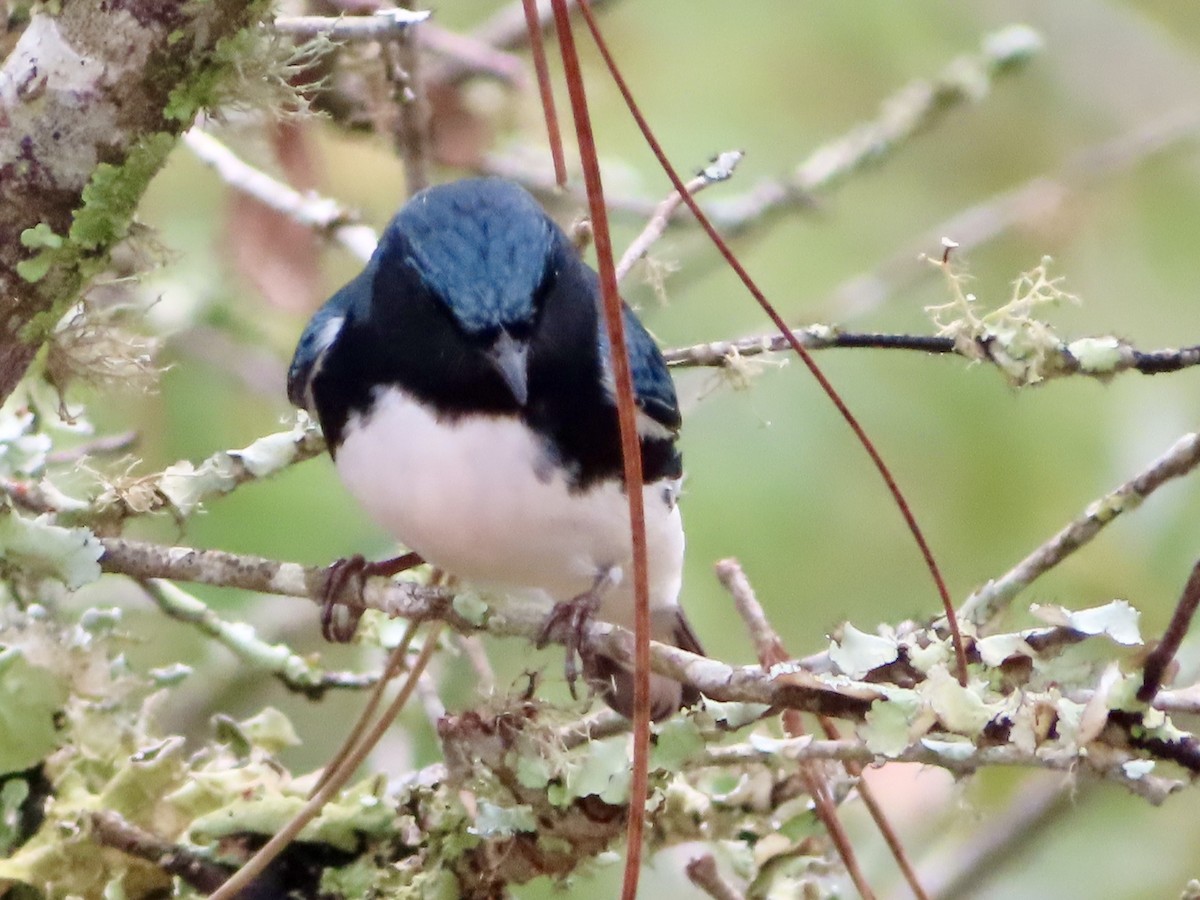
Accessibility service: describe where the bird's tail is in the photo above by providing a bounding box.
[589,608,703,721]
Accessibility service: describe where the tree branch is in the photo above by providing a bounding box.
[271,9,429,41]
[93,534,1200,798]
[0,0,277,405]
[182,129,379,262]
[959,431,1200,627]
[663,327,1200,384]
[138,579,377,697]
[700,738,1180,806]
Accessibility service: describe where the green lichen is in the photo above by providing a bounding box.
[17,132,176,344]
[16,0,279,350]
[165,23,330,124]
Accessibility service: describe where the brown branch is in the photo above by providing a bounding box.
[1139,559,1200,702]
[386,16,432,194]
[575,0,969,693]
[91,810,230,894]
[686,854,747,900]
[521,0,567,186]
[95,533,1200,780]
[548,5,654,896]
[95,536,880,718]
[719,558,928,900]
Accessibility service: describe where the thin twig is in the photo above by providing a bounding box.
[700,738,1180,806]
[277,11,527,85]
[387,16,432,195]
[182,129,379,262]
[479,24,1041,236]
[715,557,788,664]
[426,0,615,85]
[614,150,743,283]
[93,538,1200,795]
[686,854,747,900]
[138,579,376,696]
[45,430,139,465]
[821,718,930,900]
[91,810,230,893]
[521,0,567,186]
[663,328,1200,382]
[74,419,327,525]
[209,624,443,900]
[309,626,415,797]
[272,9,429,40]
[928,779,1072,900]
[548,5,653,897]
[419,23,527,86]
[960,431,1200,628]
[719,558,926,900]
[96,537,880,715]
[1139,559,1200,703]
[822,108,1200,318]
[704,25,1044,234]
[453,633,497,696]
[575,0,969,691]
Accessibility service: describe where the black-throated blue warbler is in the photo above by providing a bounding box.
[287,178,701,719]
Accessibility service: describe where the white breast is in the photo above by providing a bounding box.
[334,386,684,625]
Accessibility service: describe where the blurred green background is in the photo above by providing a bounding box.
[78,1,1200,896]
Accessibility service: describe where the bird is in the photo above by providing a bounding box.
[287,177,702,720]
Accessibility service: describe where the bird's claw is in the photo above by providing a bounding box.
[536,568,622,699]
[319,551,423,642]
[536,575,616,701]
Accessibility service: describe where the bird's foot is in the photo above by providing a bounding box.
[536,568,620,700]
[320,551,423,642]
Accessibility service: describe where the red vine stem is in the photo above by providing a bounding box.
[548,3,653,898]
[574,0,969,688]
[520,0,567,187]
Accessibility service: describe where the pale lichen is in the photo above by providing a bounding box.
[925,252,1080,386]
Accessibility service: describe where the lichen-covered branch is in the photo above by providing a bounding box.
[93,534,1200,794]
[700,737,1180,805]
[138,579,377,697]
[960,431,1200,627]
[663,327,1200,384]
[0,0,276,405]
[71,418,327,528]
[94,535,879,720]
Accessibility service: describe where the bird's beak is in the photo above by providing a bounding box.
[488,330,529,407]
